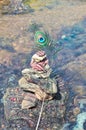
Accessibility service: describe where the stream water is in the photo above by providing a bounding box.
[0,0,86,130]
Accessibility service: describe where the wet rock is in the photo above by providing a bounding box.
[35,88,53,101]
[19,77,40,93]
[21,93,37,109]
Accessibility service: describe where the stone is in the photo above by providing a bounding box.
[73,107,80,116]
[22,67,52,79]
[19,51,57,101]
[21,93,37,109]
[30,51,50,72]
[31,51,46,63]
[19,77,54,101]
[37,78,57,95]
[18,77,40,93]
[35,88,53,101]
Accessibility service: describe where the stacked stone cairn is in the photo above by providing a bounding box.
[3,50,68,129]
[19,50,58,109]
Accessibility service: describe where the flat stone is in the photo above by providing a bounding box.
[35,88,53,101]
[21,93,37,109]
[18,77,40,93]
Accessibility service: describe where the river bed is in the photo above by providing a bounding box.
[0,0,86,130]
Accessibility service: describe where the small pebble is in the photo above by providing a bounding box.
[73,107,80,116]
[28,119,34,128]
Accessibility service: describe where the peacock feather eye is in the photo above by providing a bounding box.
[34,31,49,47]
[38,37,45,43]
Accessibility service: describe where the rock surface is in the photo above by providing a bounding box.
[3,76,68,130]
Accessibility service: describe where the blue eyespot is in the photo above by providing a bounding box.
[38,37,45,43]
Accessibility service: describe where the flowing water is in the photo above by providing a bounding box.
[0,0,86,130]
